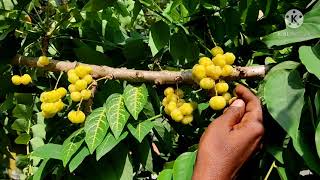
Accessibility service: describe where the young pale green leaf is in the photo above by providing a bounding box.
[262,3,320,47]
[148,21,170,56]
[172,151,196,180]
[96,132,128,161]
[106,94,130,139]
[299,46,320,80]
[158,169,173,180]
[123,84,148,120]
[264,70,305,138]
[32,144,62,160]
[84,107,109,154]
[127,120,154,143]
[62,128,85,167]
[31,124,46,139]
[15,133,31,145]
[30,137,44,150]
[69,146,90,172]
[11,118,28,132]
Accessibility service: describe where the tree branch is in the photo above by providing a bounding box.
[12,55,270,85]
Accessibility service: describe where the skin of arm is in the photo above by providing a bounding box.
[192,85,264,180]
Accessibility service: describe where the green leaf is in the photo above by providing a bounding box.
[123,84,148,120]
[264,70,305,138]
[137,139,153,172]
[69,146,90,172]
[316,122,320,158]
[15,133,31,145]
[31,124,46,139]
[106,94,130,139]
[62,128,85,167]
[83,0,116,12]
[0,93,14,111]
[12,104,32,120]
[11,118,28,132]
[172,151,196,180]
[158,169,173,180]
[149,21,170,56]
[32,144,62,160]
[262,4,320,47]
[84,107,109,154]
[30,137,44,150]
[299,46,320,79]
[127,120,154,142]
[96,132,128,161]
[32,159,50,180]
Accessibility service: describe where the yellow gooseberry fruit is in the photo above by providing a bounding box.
[192,64,206,80]
[56,100,65,111]
[181,115,193,125]
[47,90,60,103]
[209,96,226,110]
[216,82,229,94]
[162,97,169,106]
[75,65,89,78]
[221,65,233,77]
[175,89,184,98]
[37,56,50,67]
[167,94,178,103]
[198,57,213,66]
[21,74,32,85]
[11,75,21,85]
[164,87,175,96]
[71,92,82,102]
[205,65,222,80]
[75,80,87,91]
[177,99,186,108]
[40,92,50,103]
[68,72,79,84]
[199,78,215,90]
[56,87,67,98]
[222,92,232,102]
[68,84,78,93]
[82,74,93,84]
[212,54,226,67]
[167,101,177,113]
[84,66,93,74]
[179,103,194,115]
[41,111,55,118]
[68,110,86,124]
[41,102,57,114]
[81,90,92,100]
[224,52,236,65]
[170,109,184,122]
[211,46,224,57]
[164,106,171,115]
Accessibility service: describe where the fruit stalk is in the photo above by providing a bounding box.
[12,55,270,84]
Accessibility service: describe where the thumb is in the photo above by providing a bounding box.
[218,99,245,128]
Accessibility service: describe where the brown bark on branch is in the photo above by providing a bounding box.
[12,55,269,85]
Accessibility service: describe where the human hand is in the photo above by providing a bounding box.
[192,85,264,180]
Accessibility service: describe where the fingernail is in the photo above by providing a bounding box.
[230,99,245,107]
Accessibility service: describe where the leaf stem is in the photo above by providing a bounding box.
[54,71,64,89]
[264,161,276,180]
[146,114,162,121]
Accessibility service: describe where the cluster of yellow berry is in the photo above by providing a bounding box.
[37,56,50,67]
[40,87,67,118]
[11,74,32,85]
[67,65,93,102]
[162,87,196,125]
[66,65,93,124]
[192,46,236,111]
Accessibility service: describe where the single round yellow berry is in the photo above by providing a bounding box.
[81,90,92,100]
[56,87,67,98]
[164,87,175,96]
[216,82,229,94]
[11,75,21,85]
[224,52,236,65]
[211,46,224,57]
[205,65,222,80]
[42,111,55,118]
[68,84,78,93]
[199,78,215,90]
[209,96,226,110]
[71,92,82,102]
[181,115,193,125]
[212,54,226,67]
[222,92,232,102]
[68,110,86,124]
[84,66,93,74]
[164,106,171,115]
[75,65,89,78]
[198,57,213,66]
[41,102,57,114]
[167,101,177,113]
[175,89,184,98]
[162,97,169,106]
[37,56,49,67]
[179,103,194,115]
[221,65,233,77]
[82,74,93,84]
[192,64,206,80]
[67,69,76,76]
[47,90,60,103]
[170,109,183,122]
[75,80,87,91]
[68,72,79,84]
[21,74,32,85]
[40,92,50,103]
[177,99,186,108]
[167,94,178,103]
[56,100,65,111]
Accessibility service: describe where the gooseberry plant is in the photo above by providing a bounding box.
[0,0,320,180]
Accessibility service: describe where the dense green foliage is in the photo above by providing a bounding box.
[0,0,320,179]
